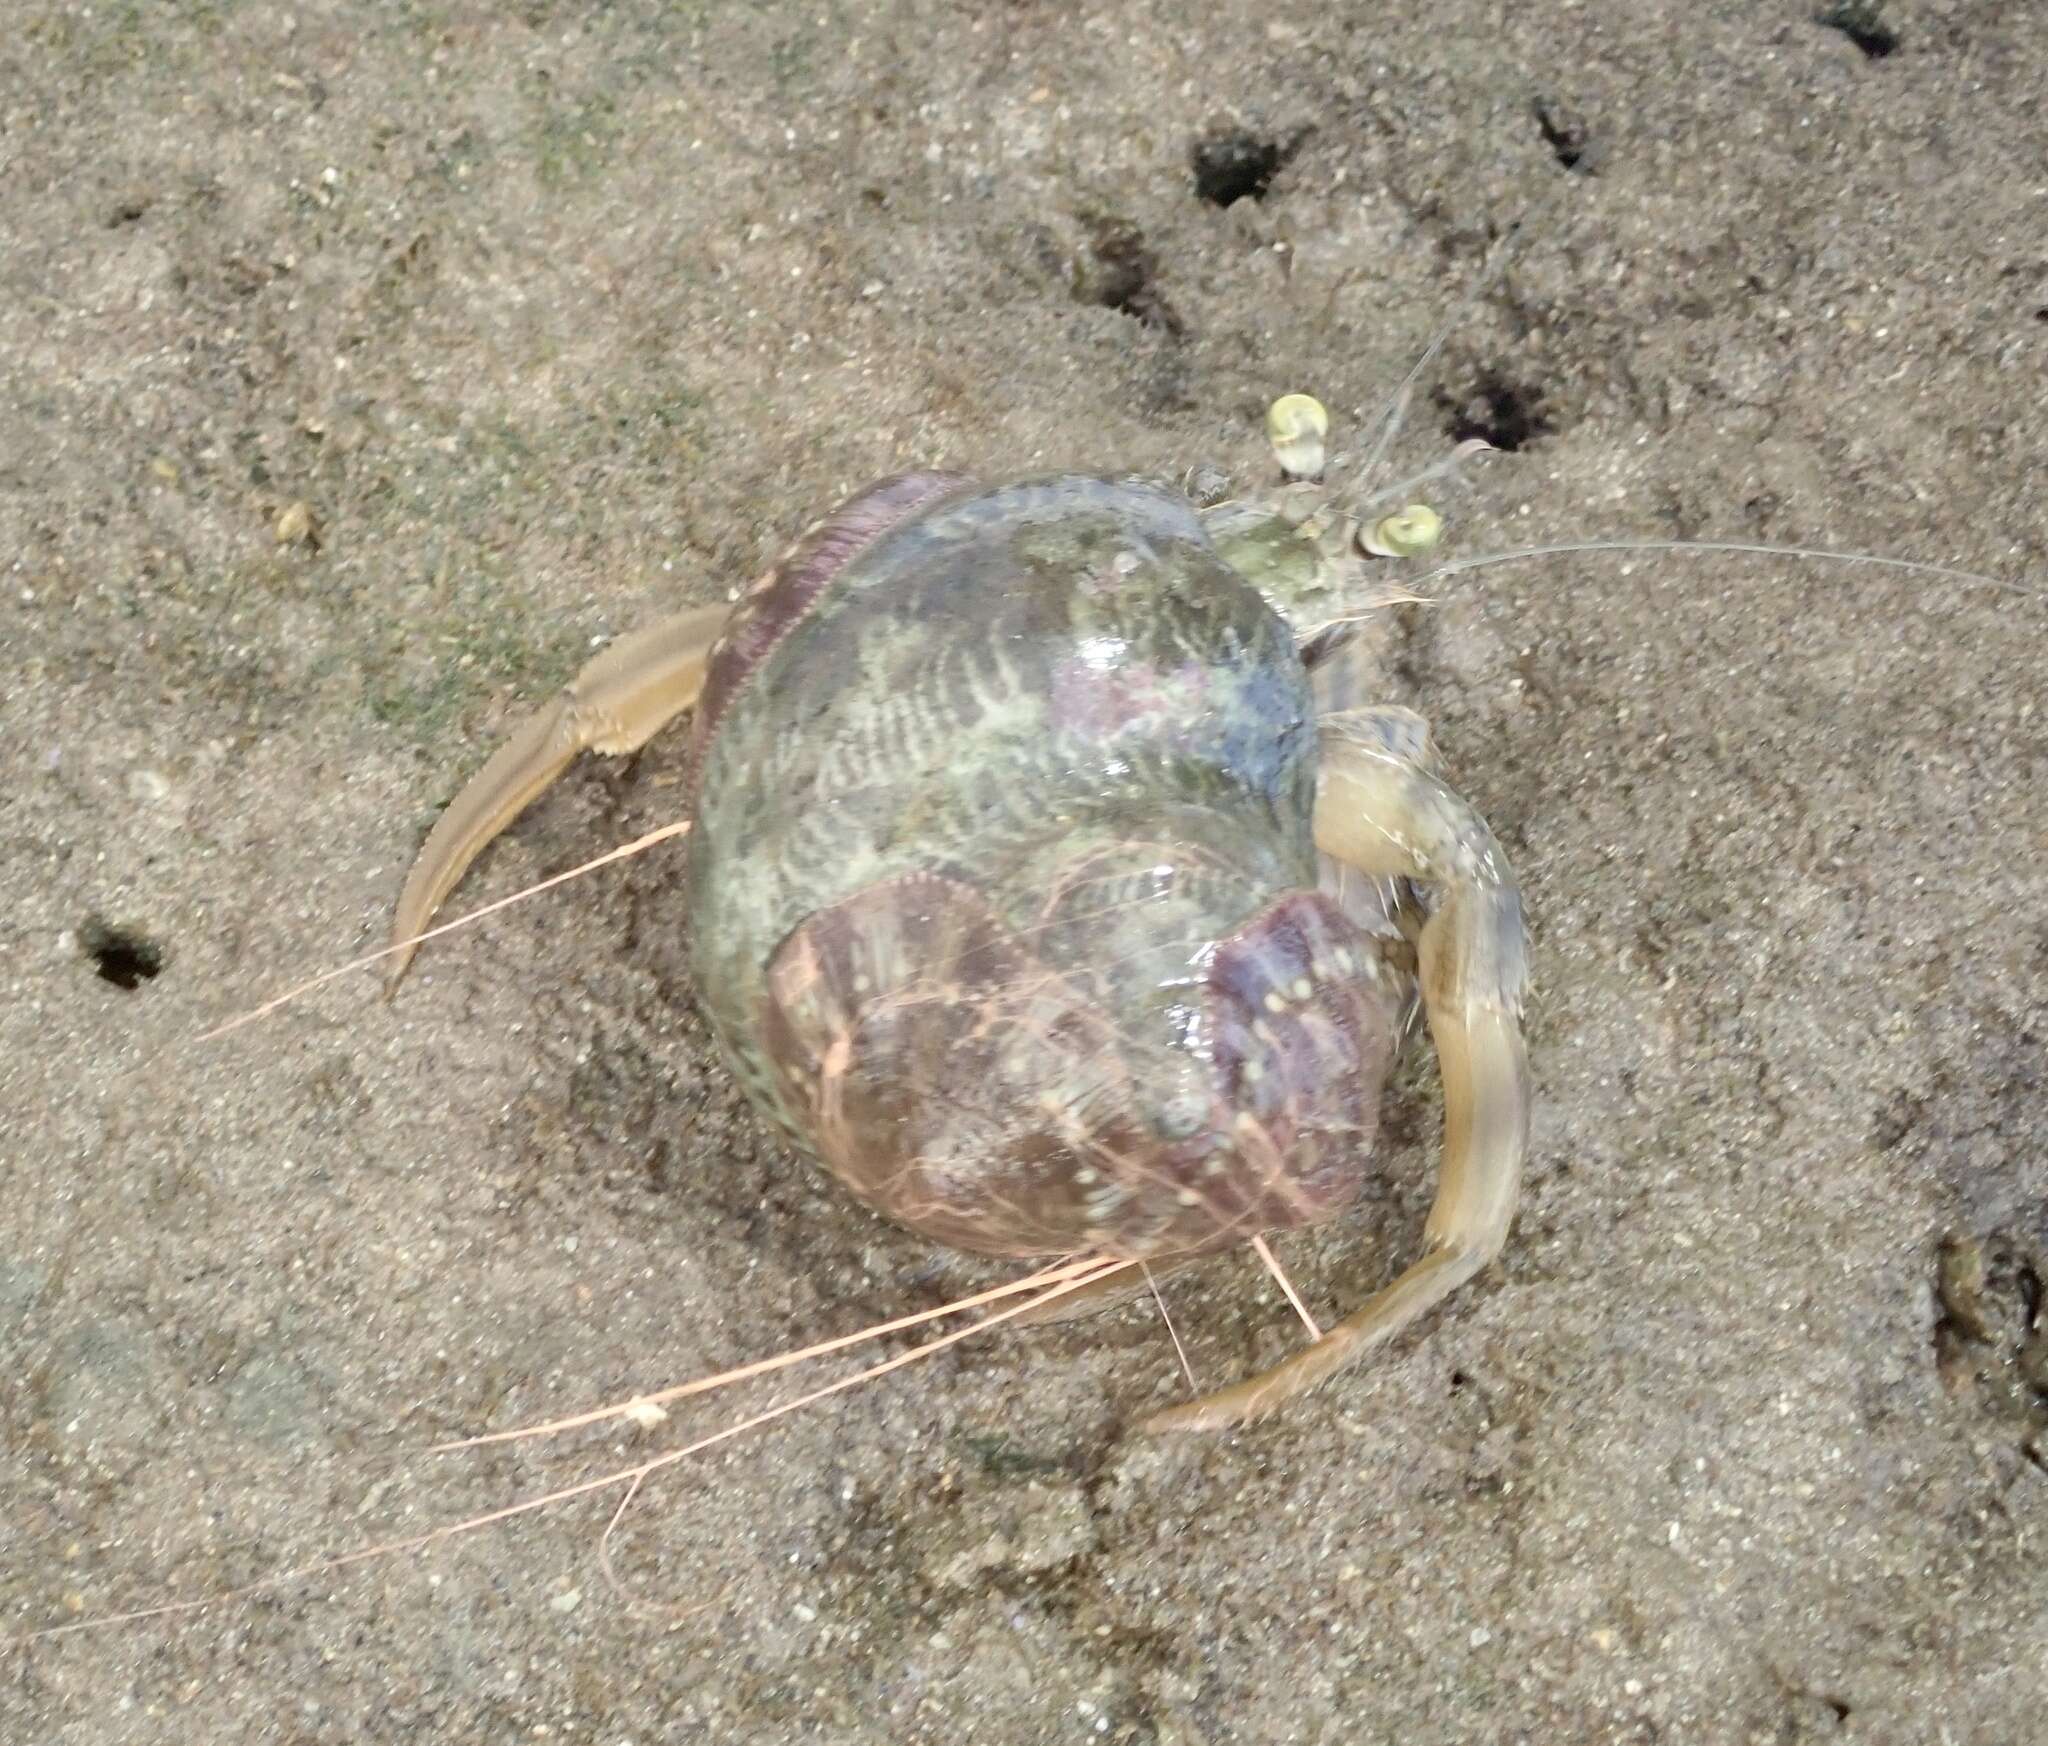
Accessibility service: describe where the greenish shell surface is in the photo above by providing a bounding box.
[684,474,1400,1259]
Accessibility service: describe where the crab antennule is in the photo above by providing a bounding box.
[1350,195,1556,500]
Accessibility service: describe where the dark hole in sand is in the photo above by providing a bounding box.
[1436,375,1553,452]
[1532,98,1594,173]
[1080,217,1185,336]
[1816,2,1899,60]
[1190,129,1286,208]
[80,916,164,990]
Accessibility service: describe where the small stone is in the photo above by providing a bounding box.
[274,501,321,550]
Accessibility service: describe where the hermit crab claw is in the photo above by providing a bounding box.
[386,602,730,988]
[1146,707,1530,1431]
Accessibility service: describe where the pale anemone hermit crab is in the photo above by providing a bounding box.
[387,393,1525,1432]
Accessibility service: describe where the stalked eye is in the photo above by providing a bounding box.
[1362,503,1444,559]
[1265,393,1328,481]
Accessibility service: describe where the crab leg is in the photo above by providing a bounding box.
[387,602,730,986]
[1147,707,1529,1430]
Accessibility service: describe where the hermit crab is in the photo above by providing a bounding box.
[389,396,1527,1431]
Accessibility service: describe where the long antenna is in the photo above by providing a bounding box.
[193,820,692,1045]
[1351,188,1563,500]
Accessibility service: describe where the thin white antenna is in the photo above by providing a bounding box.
[1352,190,1563,499]
[1251,1233,1323,1341]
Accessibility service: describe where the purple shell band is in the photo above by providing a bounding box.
[684,471,968,798]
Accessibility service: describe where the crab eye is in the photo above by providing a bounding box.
[1362,503,1443,559]
[1265,393,1328,481]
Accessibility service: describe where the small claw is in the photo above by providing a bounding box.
[386,602,729,992]
[386,694,586,991]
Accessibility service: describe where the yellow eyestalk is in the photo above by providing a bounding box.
[1362,503,1443,559]
[1266,393,1329,480]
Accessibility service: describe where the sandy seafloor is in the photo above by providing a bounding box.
[3,3,2044,1741]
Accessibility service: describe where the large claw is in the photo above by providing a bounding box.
[1146,708,1529,1430]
